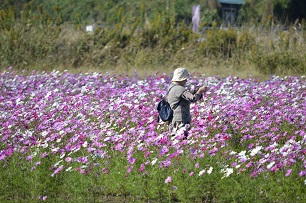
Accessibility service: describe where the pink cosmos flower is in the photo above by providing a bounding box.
[169,152,178,159]
[299,170,306,177]
[102,167,109,174]
[231,162,238,167]
[128,157,136,164]
[165,176,172,183]
[38,195,47,201]
[163,160,171,167]
[246,161,253,168]
[26,155,33,161]
[115,143,123,151]
[138,164,145,172]
[127,166,133,173]
[144,150,150,158]
[52,165,64,177]
[250,170,258,177]
[285,169,292,177]
[78,157,87,163]
[0,154,6,160]
[6,147,14,157]
[209,147,218,155]
[41,152,48,158]
[65,157,72,162]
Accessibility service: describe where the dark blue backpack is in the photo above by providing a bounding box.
[156,86,182,122]
[156,99,173,122]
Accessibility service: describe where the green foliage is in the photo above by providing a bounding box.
[1,147,305,202]
[250,28,306,75]
[237,30,256,50]
[2,0,306,26]
[0,1,306,76]
[198,28,238,58]
[273,0,306,22]
[239,0,306,25]
[251,49,305,75]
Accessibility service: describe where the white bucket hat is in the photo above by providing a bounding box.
[172,68,190,82]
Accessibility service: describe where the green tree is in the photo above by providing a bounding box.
[274,0,306,22]
[2,0,305,25]
[239,0,306,23]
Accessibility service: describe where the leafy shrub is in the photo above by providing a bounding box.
[237,30,256,50]
[250,49,305,75]
[198,28,238,58]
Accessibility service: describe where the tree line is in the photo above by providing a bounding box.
[1,0,306,26]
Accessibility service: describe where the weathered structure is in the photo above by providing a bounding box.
[218,0,245,25]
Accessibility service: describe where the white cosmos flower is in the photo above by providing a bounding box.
[119,127,126,132]
[45,91,52,98]
[51,147,59,152]
[151,158,158,165]
[221,168,234,179]
[137,80,145,85]
[54,160,63,167]
[82,141,88,148]
[267,161,275,169]
[24,130,33,137]
[198,169,206,176]
[250,146,262,156]
[237,150,249,161]
[81,86,88,93]
[31,151,38,157]
[60,153,65,159]
[52,102,59,108]
[172,138,179,145]
[207,166,213,174]
[16,98,23,105]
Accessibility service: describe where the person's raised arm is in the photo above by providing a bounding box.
[195,86,207,95]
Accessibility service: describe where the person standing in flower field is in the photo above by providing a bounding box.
[167,67,207,138]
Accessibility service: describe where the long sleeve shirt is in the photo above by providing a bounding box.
[167,82,202,123]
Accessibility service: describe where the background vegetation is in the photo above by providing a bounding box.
[0,0,306,78]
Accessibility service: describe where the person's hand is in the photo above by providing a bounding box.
[197,86,207,94]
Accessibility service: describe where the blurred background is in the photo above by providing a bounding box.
[1,0,305,78]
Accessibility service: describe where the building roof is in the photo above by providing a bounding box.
[218,0,245,5]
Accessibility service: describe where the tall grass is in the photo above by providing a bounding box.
[0,4,305,78]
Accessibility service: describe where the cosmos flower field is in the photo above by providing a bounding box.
[0,69,305,202]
